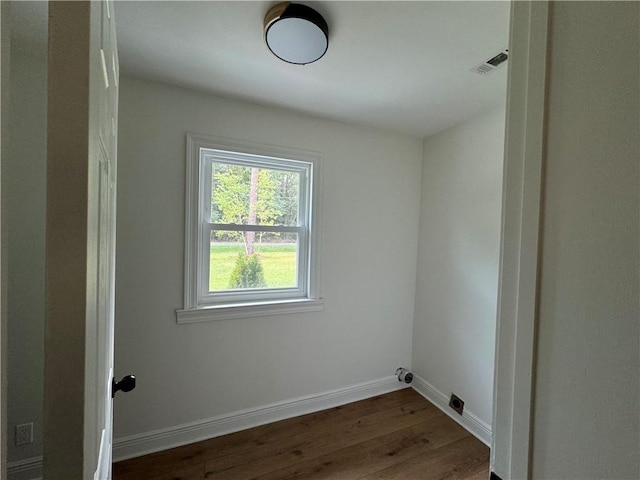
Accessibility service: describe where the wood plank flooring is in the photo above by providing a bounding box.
[112,389,489,480]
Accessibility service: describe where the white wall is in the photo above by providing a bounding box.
[4,1,47,467]
[531,2,639,478]
[113,77,422,442]
[412,104,505,428]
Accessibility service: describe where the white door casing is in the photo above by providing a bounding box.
[44,1,118,478]
[491,1,549,479]
[0,2,9,478]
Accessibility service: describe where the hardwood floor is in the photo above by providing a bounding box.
[112,389,489,480]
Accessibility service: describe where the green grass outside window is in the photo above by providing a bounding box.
[209,244,297,291]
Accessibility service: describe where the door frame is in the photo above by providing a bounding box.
[491,1,550,479]
[0,0,550,477]
[43,2,93,476]
[0,1,9,478]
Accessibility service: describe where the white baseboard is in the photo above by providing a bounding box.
[7,456,42,480]
[113,376,408,462]
[411,374,492,446]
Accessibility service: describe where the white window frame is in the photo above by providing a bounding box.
[177,134,323,323]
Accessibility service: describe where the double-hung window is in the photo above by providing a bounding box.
[178,135,323,323]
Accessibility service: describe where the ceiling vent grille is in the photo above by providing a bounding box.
[473,49,509,75]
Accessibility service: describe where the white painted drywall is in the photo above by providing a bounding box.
[4,1,48,465]
[531,2,639,478]
[412,104,505,427]
[113,76,422,440]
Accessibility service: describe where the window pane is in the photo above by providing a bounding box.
[209,230,298,292]
[210,162,300,226]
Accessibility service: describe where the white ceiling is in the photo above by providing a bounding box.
[115,1,510,138]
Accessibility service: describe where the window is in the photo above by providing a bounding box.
[177,135,323,323]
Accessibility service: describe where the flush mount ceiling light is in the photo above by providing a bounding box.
[264,2,329,65]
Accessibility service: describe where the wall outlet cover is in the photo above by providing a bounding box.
[15,423,33,446]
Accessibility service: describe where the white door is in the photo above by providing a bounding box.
[43,1,119,478]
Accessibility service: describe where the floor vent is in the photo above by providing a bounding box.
[472,48,508,75]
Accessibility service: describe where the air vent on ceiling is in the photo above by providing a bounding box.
[473,48,509,75]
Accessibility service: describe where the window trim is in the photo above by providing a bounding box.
[178,134,323,323]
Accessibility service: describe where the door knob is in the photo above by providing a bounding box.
[112,375,136,398]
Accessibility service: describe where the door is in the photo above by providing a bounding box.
[43,1,119,478]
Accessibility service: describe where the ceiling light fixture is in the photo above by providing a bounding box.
[264,2,329,65]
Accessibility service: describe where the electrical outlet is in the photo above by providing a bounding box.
[15,423,33,446]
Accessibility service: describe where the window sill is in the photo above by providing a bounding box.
[176,298,324,324]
